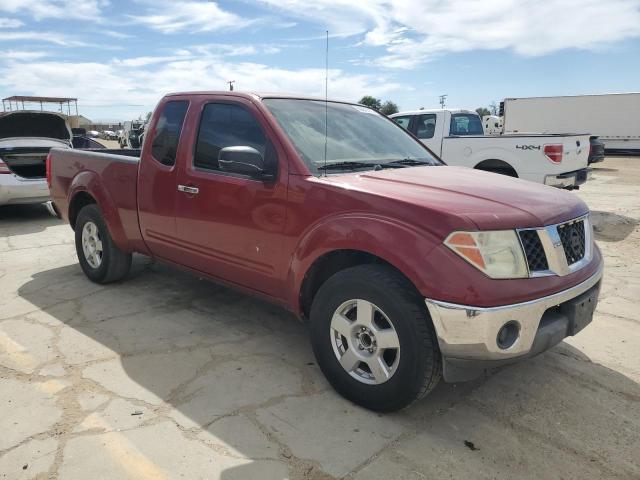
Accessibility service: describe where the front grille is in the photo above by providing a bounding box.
[518,230,548,272]
[557,219,586,265]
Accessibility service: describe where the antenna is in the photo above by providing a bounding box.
[324,30,329,176]
[439,94,448,109]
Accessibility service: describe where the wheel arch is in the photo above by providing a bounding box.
[67,172,132,252]
[288,214,443,319]
[298,249,422,321]
[68,191,97,229]
[474,158,518,177]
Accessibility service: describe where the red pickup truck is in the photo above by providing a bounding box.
[48,92,603,411]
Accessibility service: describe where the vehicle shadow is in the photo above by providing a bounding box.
[591,166,619,174]
[590,210,639,242]
[16,259,640,479]
[0,204,62,236]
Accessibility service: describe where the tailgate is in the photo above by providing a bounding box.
[551,135,590,173]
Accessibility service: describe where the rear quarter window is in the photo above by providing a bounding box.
[151,100,189,166]
[393,116,412,131]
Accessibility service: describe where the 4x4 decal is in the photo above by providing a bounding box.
[516,145,541,150]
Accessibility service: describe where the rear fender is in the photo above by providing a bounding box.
[68,171,132,252]
[286,213,442,313]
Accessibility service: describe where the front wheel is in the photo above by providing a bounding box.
[75,204,131,284]
[309,264,442,412]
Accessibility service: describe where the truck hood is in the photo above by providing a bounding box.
[333,166,588,230]
[0,111,72,144]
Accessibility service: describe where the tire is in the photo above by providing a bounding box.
[309,264,442,412]
[74,204,132,284]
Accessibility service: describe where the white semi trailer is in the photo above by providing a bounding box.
[500,93,640,155]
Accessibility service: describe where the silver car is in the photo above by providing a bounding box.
[0,111,72,206]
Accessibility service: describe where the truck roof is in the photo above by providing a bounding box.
[390,109,477,117]
[164,91,355,105]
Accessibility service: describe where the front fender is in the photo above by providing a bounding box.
[68,171,132,252]
[286,213,442,312]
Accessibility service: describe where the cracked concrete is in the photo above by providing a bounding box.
[1,158,639,479]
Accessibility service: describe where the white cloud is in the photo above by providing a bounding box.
[0,0,108,21]
[0,54,400,120]
[256,0,640,68]
[0,50,47,60]
[100,29,134,39]
[0,30,88,46]
[0,17,23,28]
[129,1,252,34]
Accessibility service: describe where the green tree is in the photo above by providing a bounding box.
[475,107,491,117]
[380,100,399,116]
[359,95,382,110]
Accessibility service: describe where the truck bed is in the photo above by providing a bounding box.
[48,148,143,251]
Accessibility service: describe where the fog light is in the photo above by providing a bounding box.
[497,321,519,350]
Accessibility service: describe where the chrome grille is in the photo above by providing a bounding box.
[557,219,586,265]
[518,230,548,272]
[517,214,592,277]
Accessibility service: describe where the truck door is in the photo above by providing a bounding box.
[411,113,442,156]
[138,99,190,262]
[173,98,288,298]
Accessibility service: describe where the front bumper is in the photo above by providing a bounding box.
[425,262,603,382]
[0,174,50,206]
[544,168,591,189]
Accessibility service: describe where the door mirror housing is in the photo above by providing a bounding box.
[218,146,274,180]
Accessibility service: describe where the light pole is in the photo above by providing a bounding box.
[227,80,235,91]
[439,94,447,109]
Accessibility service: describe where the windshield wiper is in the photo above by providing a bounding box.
[317,161,379,171]
[317,158,429,172]
[385,158,432,167]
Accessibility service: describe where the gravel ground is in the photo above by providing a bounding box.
[0,157,638,480]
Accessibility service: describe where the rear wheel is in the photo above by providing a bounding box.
[309,264,442,411]
[75,204,131,283]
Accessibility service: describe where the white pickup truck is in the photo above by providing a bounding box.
[390,109,590,189]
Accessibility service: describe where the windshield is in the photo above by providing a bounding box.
[263,99,441,174]
[450,113,484,136]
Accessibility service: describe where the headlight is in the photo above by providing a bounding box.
[444,230,528,279]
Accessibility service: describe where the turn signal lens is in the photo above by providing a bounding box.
[445,230,528,279]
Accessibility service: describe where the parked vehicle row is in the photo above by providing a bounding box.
[390,108,591,189]
[119,120,145,149]
[48,91,603,412]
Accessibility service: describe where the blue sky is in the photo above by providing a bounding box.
[1,0,639,121]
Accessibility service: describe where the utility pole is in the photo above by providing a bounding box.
[227,80,235,91]
[439,94,447,109]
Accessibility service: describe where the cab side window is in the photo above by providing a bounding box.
[393,116,412,131]
[194,103,274,172]
[415,114,436,139]
[151,100,189,166]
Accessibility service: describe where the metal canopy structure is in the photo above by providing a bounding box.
[2,96,79,116]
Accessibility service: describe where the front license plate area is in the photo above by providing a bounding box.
[562,282,601,336]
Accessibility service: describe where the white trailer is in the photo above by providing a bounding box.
[500,93,640,155]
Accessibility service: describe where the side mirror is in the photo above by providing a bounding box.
[218,146,274,180]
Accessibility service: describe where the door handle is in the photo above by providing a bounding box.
[177,184,199,195]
